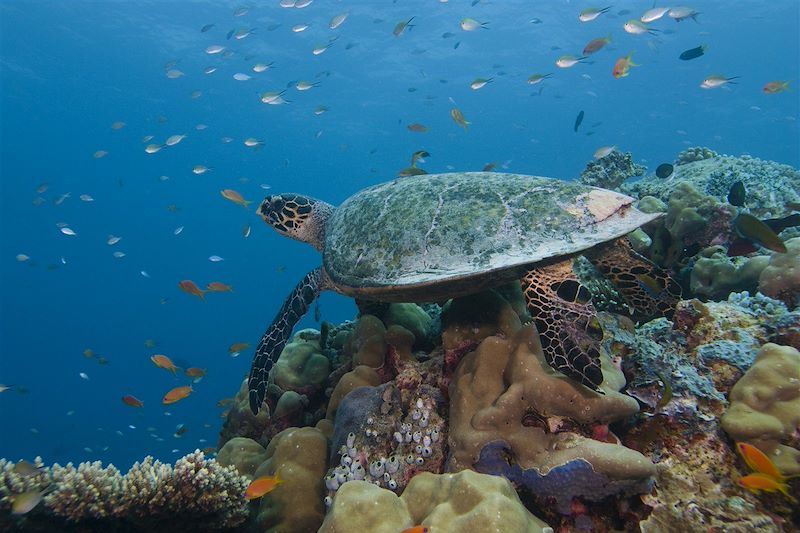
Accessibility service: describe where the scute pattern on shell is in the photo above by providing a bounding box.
[322,172,659,290]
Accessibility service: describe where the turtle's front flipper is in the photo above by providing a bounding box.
[586,238,682,320]
[521,260,604,393]
[248,267,325,414]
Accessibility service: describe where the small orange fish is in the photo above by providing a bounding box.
[162,385,193,405]
[150,354,178,374]
[201,446,217,455]
[245,474,283,500]
[122,394,144,407]
[737,442,784,481]
[217,397,234,407]
[184,367,207,378]
[612,52,639,79]
[220,189,252,208]
[450,108,470,130]
[762,81,790,94]
[206,281,233,292]
[407,123,429,133]
[401,527,430,533]
[178,280,205,301]
[229,342,250,353]
[737,473,796,502]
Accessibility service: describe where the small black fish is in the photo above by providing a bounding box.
[728,180,746,207]
[655,163,674,179]
[574,110,584,132]
[679,45,706,61]
[200,23,215,33]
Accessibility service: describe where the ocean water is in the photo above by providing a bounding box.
[0,0,798,471]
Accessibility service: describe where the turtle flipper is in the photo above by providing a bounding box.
[586,238,682,320]
[248,267,324,414]
[521,260,604,393]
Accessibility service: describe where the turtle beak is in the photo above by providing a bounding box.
[257,196,280,224]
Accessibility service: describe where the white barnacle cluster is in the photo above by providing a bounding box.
[46,461,127,521]
[323,395,444,510]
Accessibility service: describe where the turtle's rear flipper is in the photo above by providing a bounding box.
[586,238,682,320]
[521,260,604,393]
[248,267,324,414]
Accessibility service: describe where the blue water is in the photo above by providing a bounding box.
[1,1,798,470]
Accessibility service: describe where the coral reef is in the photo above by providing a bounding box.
[320,470,553,533]
[253,427,329,533]
[623,150,800,220]
[721,343,800,477]
[0,451,249,531]
[690,248,770,301]
[578,149,646,189]
[759,237,800,309]
[675,146,718,165]
[448,323,655,513]
[272,329,330,395]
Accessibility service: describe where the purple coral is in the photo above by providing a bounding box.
[474,439,654,514]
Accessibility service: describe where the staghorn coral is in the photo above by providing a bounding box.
[578,150,646,190]
[721,343,800,477]
[320,470,553,533]
[47,461,127,521]
[759,237,800,309]
[0,451,249,531]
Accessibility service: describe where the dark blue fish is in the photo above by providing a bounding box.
[727,180,746,207]
[574,110,584,132]
[655,163,674,179]
[679,45,706,61]
[200,23,214,33]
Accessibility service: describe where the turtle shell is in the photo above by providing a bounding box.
[323,172,658,299]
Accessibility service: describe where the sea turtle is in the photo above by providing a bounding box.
[248,172,680,414]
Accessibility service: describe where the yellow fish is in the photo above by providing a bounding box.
[450,108,470,130]
[220,189,252,208]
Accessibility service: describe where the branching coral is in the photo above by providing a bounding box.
[0,451,250,531]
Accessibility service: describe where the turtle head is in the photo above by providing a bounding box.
[258,194,334,251]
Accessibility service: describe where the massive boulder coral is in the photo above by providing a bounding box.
[690,248,770,301]
[320,470,553,533]
[448,323,655,513]
[272,329,330,394]
[759,237,800,309]
[253,426,329,533]
[721,343,800,477]
[0,451,249,531]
